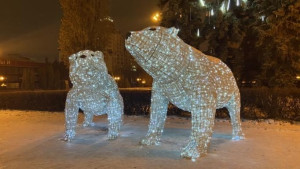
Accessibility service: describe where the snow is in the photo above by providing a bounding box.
[0,110,299,169]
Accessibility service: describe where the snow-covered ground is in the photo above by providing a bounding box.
[0,110,299,169]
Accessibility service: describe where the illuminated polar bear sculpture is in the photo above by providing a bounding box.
[125,26,244,160]
[64,50,123,141]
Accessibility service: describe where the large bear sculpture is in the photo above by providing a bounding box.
[125,26,244,160]
[64,50,123,141]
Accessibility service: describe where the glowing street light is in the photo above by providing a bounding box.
[0,76,5,81]
[114,76,120,81]
[151,12,161,23]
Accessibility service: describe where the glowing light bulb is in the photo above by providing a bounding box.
[199,0,206,7]
[211,9,214,16]
[220,2,226,13]
[152,12,161,22]
[227,0,231,11]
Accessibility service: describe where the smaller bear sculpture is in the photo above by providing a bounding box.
[64,50,123,141]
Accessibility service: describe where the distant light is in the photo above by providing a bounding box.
[0,76,5,81]
[196,29,200,37]
[100,16,114,22]
[260,15,265,21]
[237,0,240,6]
[210,9,214,16]
[141,80,146,84]
[114,76,120,81]
[1,83,6,87]
[220,2,226,13]
[199,0,206,7]
[152,12,161,22]
[227,0,231,11]
[296,75,300,80]
[252,81,256,84]
[136,78,141,82]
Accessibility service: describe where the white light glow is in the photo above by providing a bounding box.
[64,50,123,141]
[237,0,240,6]
[227,0,231,11]
[197,29,200,37]
[199,0,206,7]
[211,9,214,16]
[220,2,226,13]
[125,26,244,161]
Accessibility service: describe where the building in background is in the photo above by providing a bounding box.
[0,54,43,89]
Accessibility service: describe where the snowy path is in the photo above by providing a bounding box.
[0,110,299,169]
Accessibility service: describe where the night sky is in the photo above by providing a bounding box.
[0,0,159,62]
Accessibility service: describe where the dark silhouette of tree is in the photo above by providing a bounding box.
[59,0,110,67]
[159,0,299,87]
[252,0,300,87]
[158,0,250,83]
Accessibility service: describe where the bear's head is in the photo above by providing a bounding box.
[69,50,108,88]
[125,26,190,83]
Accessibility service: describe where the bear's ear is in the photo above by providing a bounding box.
[167,27,180,37]
[94,51,104,59]
[69,53,77,63]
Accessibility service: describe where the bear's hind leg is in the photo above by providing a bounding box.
[226,92,245,140]
[181,95,216,161]
[83,112,95,127]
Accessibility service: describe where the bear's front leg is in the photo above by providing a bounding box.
[107,93,123,140]
[64,91,79,141]
[140,82,169,146]
[181,91,216,161]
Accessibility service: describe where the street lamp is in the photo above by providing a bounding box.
[0,75,5,81]
[151,12,161,23]
[114,76,120,81]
